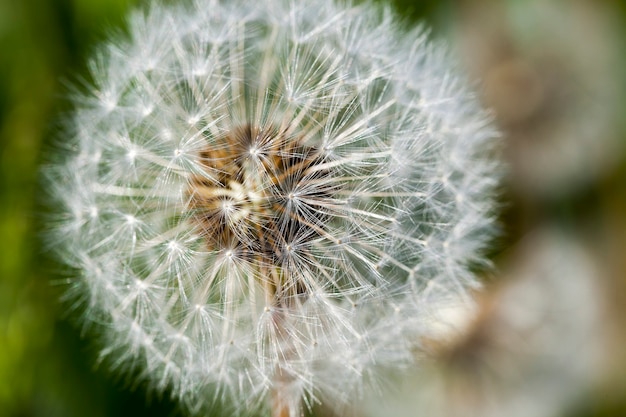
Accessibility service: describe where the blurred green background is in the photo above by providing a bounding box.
[1,0,625,416]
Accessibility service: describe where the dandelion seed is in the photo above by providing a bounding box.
[45,0,499,416]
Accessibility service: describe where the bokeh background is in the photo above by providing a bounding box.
[1,0,625,416]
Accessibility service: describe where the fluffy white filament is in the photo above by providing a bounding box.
[45,0,499,415]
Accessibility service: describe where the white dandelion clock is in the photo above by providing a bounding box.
[45,0,499,415]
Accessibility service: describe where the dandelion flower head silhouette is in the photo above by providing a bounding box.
[45,0,499,415]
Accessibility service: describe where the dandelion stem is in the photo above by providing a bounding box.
[271,385,292,417]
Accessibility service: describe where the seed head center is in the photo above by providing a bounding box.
[188,124,331,272]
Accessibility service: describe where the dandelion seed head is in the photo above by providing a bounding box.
[45,0,499,415]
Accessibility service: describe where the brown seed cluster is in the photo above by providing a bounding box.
[188,124,332,299]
